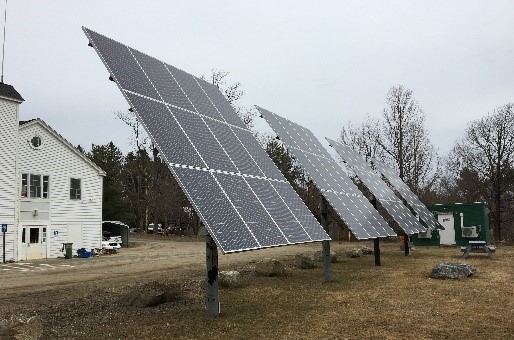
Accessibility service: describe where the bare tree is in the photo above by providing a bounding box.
[339,85,439,197]
[379,85,439,194]
[339,115,383,161]
[114,110,151,153]
[452,103,514,241]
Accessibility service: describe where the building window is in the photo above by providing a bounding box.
[43,176,49,198]
[30,136,42,148]
[21,174,28,197]
[30,174,41,198]
[70,178,81,200]
[21,173,49,199]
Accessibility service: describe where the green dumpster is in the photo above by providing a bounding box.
[62,243,73,259]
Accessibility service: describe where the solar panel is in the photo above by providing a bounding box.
[326,138,426,235]
[83,27,329,253]
[371,157,442,230]
[257,106,396,240]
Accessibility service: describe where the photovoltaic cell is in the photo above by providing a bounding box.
[83,27,330,253]
[327,138,426,235]
[171,167,259,251]
[196,78,248,129]
[232,128,285,180]
[129,48,196,112]
[125,93,205,168]
[85,29,160,101]
[257,106,396,239]
[371,158,442,230]
[170,107,238,172]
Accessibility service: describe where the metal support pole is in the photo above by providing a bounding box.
[322,240,331,281]
[373,238,381,266]
[206,234,219,315]
[403,234,410,256]
[2,230,5,263]
[370,196,381,266]
[319,194,331,282]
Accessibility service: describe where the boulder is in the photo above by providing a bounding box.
[361,246,373,255]
[345,249,361,258]
[295,253,315,269]
[125,291,179,307]
[314,251,338,263]
[0,316,43,340]
[255,258,285,276]
[430,263,476,279]
[219,270,242,288]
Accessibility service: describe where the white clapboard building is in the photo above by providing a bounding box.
[0,83,105,261]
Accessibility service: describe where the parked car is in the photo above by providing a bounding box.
[101,240,121,250]
[147,223,163,234]
[102,231,122,250]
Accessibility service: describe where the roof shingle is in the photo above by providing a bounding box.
[0,83,24,102]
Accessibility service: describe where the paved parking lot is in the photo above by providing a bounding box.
[1,262,75,272]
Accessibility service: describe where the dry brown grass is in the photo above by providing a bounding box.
[118,242,514,339]
[2,240,513,339]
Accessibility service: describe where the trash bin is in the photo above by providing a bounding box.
[62,243,73,259]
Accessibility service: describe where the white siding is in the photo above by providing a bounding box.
[48,223,68,258]
[0,98,19,261]
[18,121,103,258]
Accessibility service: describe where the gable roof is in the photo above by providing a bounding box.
[19,118,106,176]
[0,83,24,103]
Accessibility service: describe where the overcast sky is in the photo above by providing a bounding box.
[6,1,514,156]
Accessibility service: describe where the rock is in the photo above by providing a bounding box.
[314,251,338,263]
[345,249,361,258]
[0,316,43,340]
[255,258,285,276]
[219,270,242,287]
[361,246,373,255]
[295,253,315,269]
[430,263,476,279]
[125,291,179,307]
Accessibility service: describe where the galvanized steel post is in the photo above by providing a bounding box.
[370,196,381,266]
[319,195,331,282]
[206,234,220,315]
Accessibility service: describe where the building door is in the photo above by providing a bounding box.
[438,213,455,245]
[21,226,47,260]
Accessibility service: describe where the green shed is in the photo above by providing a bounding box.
[413,202,491,246]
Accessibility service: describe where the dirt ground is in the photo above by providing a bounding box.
[1,235,513,339]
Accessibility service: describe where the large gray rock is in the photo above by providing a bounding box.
[430,263,476,279]
[255,258,285,276]
[0,316,43,340]
[345,249,361,258]
[295,253,315,269]
[361,246,373,255]
[219,270,242,288]
[314,250,338,263]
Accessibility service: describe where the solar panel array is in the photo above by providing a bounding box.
[326,138,426,235]
[257,106,396,240]
[83,27,329,253]
[371,158,442,230]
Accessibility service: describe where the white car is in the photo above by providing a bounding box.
[147,223,163,234]
[102,232,122,250]
[101,240,121,250]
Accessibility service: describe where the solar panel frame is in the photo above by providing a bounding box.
[257,106,397,240]
[371,157,442,230]
[326,138,426,235]
[83,27,330,253]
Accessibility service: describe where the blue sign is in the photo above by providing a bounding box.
[1,224,6,233]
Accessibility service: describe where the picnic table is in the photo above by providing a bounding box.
[461,240,496,259]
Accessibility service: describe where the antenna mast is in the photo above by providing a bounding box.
[1,0,8,84]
